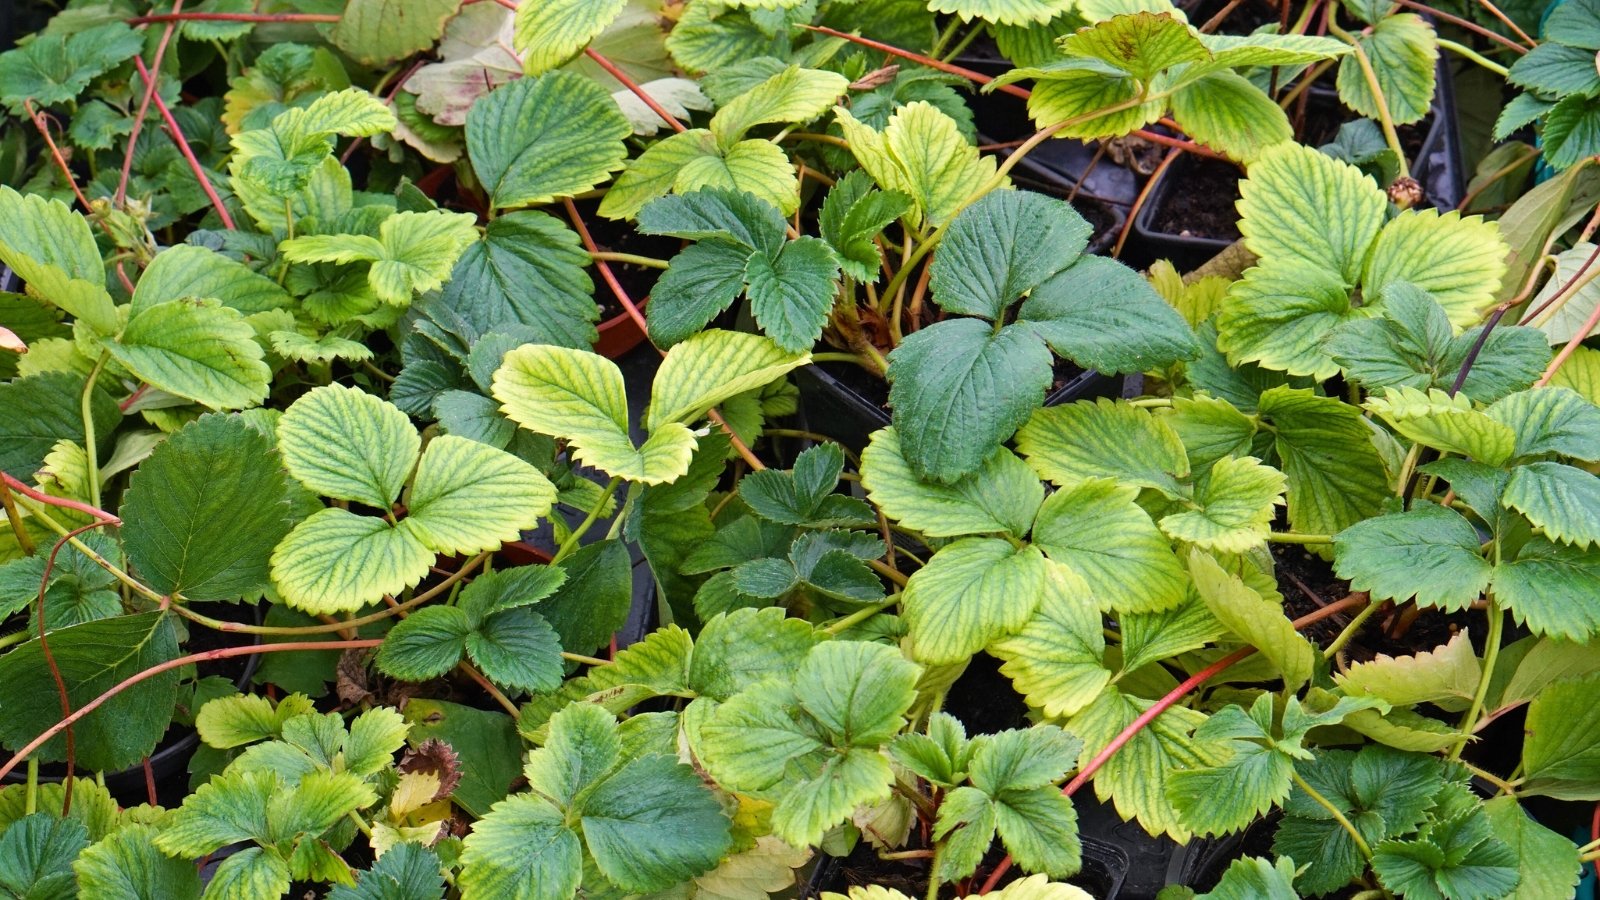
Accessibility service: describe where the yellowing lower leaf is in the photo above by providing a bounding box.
[1364,209,1508,329]
[105,298,271,411]
[1031,478,1188,613]
[1237,142,1386,285]
[1159,456,1287,552]
[991,561,1111,718]
[271,507,434,613]
[404,435,557,555]
[277,384,421,509]
[1188,549,1315,690]
[834,102,1001,226]
[711,66,849,148]
[646,330,809,431]
[1365,387,1516,466]
[902,538,1049,665]
[514,0,627,75]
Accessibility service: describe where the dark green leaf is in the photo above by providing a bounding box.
[818,171,914,282]
[534,540,634,659]
[931,191,1092,320]
[1019,256,1200,374]
[436,212,599,349]
[0,372,119,480]
[646,240,753,348]
[0,814,88,900]
[744,237,839,353]
[328,842,445,900]
[403,699,524,818]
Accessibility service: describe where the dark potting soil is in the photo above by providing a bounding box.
[1182,0,1284,32]
[1149,156,1244,242]
[945,652,1031,735]
[568,198,681,314]
[815,837,1125,898]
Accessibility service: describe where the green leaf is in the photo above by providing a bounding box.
[603,130,800,220]
[1189,550,1315,689]
[1521,670,1600,798]
[579,753,734,892]
[405,435,556,555]
[1017,255,1201,374]
[278,384,420,508]
[1032,479,1187,614]
[132,244,291,316]
[1067,688,1215,840]
[203,846,292,900]
[887,319,1050,483]
[1216,261,1356,379]
[1363,209,1508,329]
[1336,14,1438,126]
[467,73,630,211]
[740,443,873,527]
[689,607,820,702]
[1337,628,1481,711]
[1503,462,1600,548]
[515,0,628,75]
[930,191,1092,321]
[1236,142,1385,284]
[1367,387,1516,465]
[1334,504,1492,611]
[1487,386,1600,462]
[638,185,787,257]
[329,842,445,900]
[436,212,599,349]
[1372,815,1520,900]
[0,23,144,115]
[0,814,87,900]
[711,66,850,147]
[460,794,582,900]
[645,329,810,431]
[892,713,974,788]
[377,606,473,681]
[105,299,271,411]
[1119,596,1226,672]
[467,608,563,692]
[122,414,294,602]
[74,824,202,900]
[645,239,754,347]
[403,700,523,817]
[1000,57,1164,138]
[834,101,1000,227]
[1168,696,1298,837]
[744,237,840,353]
[270,508,434,614]
[537,540,634,659]
[926,0,1075,25]
[1016,398,1189,497]
[493,344,695,485]
[1482,795,1582,900]
[330,0,462,66]
[1159,456,1286,552]
[1494,537,1600,641]
[1199,857,1300,900]
[1259,386,1391,542]
[861,427,1043,539]
[0,371,119,480]
[1508,42,1600,95]
[818,171,914,282]
[902,538,1049,665]
[988,560,1110,718]
[1542,95,1600,170]
[1169,71,1292,163]
[1059,11,1208,81]
[0,612,179,772]
[285,212,480,307]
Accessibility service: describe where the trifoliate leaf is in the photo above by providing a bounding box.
[818,171,914,282]
[105,299,270,411]
[122,413,295,602]
[892,713,975,788]
[1366,387,1516,465]
[0,23,144,114]
[493,344,692,485]
[278,384,421,508]
[1333,503,1492,611]
[861,427,1043,539]
[887,319,1051,483]
[1160,456,1286,552]
[834,102,1000,227]
[1032,479,1187,613]
[404,435,556,555]
[645,329,810,430]
[1016,398,1189,498]
[711,66,849,147]
[1258,386,1390,542]
[284,212,479,307]
[1216,260,1357,379]
[74,824,203,900]
[0,612,180,772]
[270,508,434,614]
[1363,209,1508,329]
[1199,857,1300,900]
[1336,14,1438,126]
[1372,814,1519,900]
[739,443,873,527]
[1236,142,1385,284]
[602,129,798,220]
[1017,255,1201,374]
[1503,462,1600,548]
[467,73,630,211]
[515,0,628,75]
[929,191,1093,321]
[1168,695,1302,837]
[902,538,1049,665]
[990,562,1110,718]
[1188,550,1315,689]
[196,694,316,749]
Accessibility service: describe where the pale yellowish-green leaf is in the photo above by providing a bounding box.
[1236,141,1386,284]
[1058,12,1208,83]
[268,330,374,363]
[514,0,628,75]
[1188,549,1315,690]
[277,383,421,508]
[927,0,1076,25]
[1215,260,1357,379]
[1159,456,1286,552]
[825,874,1091,900]
[599,129,714,220]
[671,836,809,900]
[645,330,809,431]
[710,66,850,148]
[1526,243,1600,345]
[1365,387,1516,466]
[991,561,1111,718]
[1168,71,1292,163]
[403,435,557,555]
[901,538,1049,665]
[834,102,1001,226]
[0,187,117,335]
[860,427,1043,539]
[1031,478,1188,614]
[270,508,433,614]
[1015,398,1189,498]
[1549,346,1600,404]
[1148,259,1230,327]
[1066,687,1215,841]
[1335,629,1480,711]
[1364,209,1508,329]
[676,139,802,216]
[105,299,271,411]
[1016,63,1166,139]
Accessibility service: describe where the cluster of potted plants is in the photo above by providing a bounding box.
[0,0,1598,898]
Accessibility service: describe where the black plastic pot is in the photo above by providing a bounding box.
[1127,59,1466,272]
[796,362,1131,455]
[802,834,1130,898]
[0,605,264,804]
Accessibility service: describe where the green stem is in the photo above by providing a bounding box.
[1459,760,1519,794]
[1293,769,1373,859]
[810,351,879,371]
[1395,442,1423,499]
[940,25,983,62]
[1266,532,1334,545]
[1323,601,1383,658]
[24,760,37,815]
[346,810,373,838]
[1129,397,1173,408]
[0,479,35,556]
[925,844,944,900]
[81,352,110,512]
[1452,599,1504,760]
[562,652,612,667]
[824,598,899,635]
[929,17,962,57]
[552,476,622,565]
[588,250,669,270]
[1437,38,1509,76]
[605,486,636,542]
[13,496,163,603]
[0,630,30,650]
[1327,15,1410,181]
